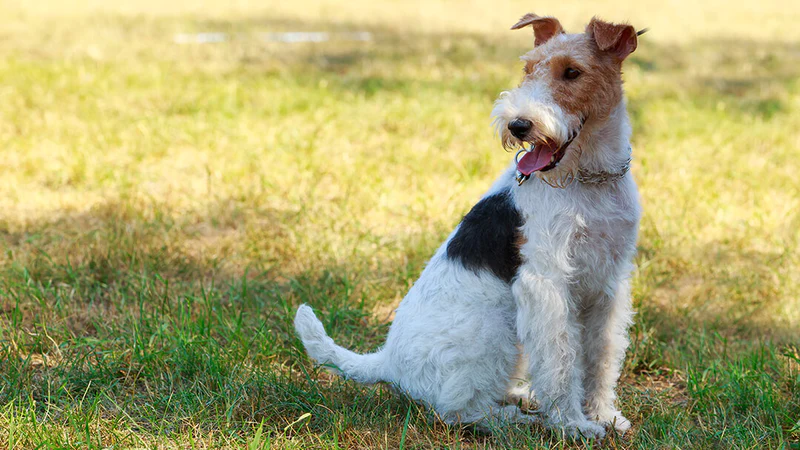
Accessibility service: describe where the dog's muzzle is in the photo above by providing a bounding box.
[514,124,583,186]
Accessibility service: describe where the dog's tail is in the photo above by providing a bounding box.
[294,304,386,384]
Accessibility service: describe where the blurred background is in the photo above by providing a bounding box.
[0,1,798,448]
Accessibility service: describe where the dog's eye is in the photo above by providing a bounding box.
[563,67,581,80]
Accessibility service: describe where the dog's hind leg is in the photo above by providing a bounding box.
[580,278,634,434]
[428,327,523,428]
[473,405,542,434]
[440,404,540,429]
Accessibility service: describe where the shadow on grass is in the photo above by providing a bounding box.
[0,197,421,444]
[1,192,798,447]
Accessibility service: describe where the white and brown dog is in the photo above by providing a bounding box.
[295,14,642,439]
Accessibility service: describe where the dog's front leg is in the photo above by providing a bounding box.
[513,268,605,439]
[581,278,634,434]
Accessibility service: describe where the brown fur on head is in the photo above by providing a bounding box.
[516,15,638,125]
[511,14,564,46]
[492,14,639,186]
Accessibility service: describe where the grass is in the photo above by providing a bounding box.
[0,0,799,448]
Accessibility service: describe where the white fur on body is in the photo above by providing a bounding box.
[294,180,529,426]
[295,46,641,438]
[295,154,638,435]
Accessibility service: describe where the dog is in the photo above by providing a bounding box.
[294,14,642,439]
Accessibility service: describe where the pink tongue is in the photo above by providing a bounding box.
[517,145,556,176]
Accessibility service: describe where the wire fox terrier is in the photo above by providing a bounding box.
[295,14,643,439]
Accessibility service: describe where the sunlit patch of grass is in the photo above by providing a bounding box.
[0,0,799,448]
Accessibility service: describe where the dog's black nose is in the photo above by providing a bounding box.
[508,119,533,139]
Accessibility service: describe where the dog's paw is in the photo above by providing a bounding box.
[588,408,632,435]
[570,420,606,440]
[551,419,606,440]
[602,411,631,434]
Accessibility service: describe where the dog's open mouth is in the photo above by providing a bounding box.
[516,129,580,175]
[517,140,566,174]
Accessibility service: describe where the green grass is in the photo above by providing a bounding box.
[1,1,799,448]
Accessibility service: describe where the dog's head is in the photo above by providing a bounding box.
[492,15,639,186]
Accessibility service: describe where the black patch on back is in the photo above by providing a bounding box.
[446,189,525,283]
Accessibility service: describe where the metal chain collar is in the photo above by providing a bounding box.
[575,157,632,185]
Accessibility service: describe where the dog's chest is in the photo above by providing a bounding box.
[515,181,639,281]
[571,212,635,269]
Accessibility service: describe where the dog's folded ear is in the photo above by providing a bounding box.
[586,17,638,61]
[511,14,565,47]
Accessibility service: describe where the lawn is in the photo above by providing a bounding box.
[0,0,799,448]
